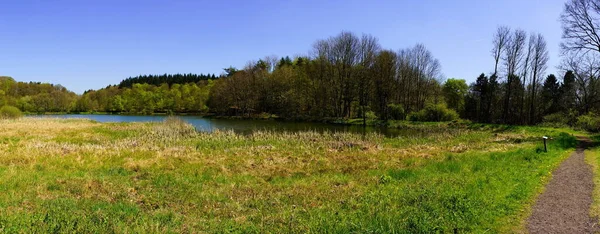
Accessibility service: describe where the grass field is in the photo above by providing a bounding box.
[0,118,579,233]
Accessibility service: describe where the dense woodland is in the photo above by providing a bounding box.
[0,76,77,113]
[4,0,600,128]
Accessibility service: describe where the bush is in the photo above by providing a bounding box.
[576,112,600,132]
[407,103,459,122]
[387,104,405,120]
[365,111,378,120]
[540,113,571,128]
[0,105,23,119]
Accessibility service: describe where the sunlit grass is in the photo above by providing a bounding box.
[585,140,600,221]
[0,118,579,232]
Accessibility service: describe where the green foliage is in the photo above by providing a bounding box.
[365,111,377,120]
[577,112,600,132]
[442,78,469,114]
[540,113,571,128]
[408,103,459,122]
[387,104,405,120]
[0,105,23,119]
[0,77,77,113]
[78,81,213,114]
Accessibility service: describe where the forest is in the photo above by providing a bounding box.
[2,0,600,130]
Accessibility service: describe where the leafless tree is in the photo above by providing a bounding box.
[492,26,511,76]
[357,34,381,125]
[560,0,600,55]
[396,44,441,112]
[528,34,549,124]
[561,53,600,113]
[372,50,398,120]
[330,32,360,117]
[504,30,527,76]
[502,29,527,123]
[520,33,534,124]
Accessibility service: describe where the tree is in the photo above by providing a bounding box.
[470,74,489,122]
[442,79,469,116]
[492,26,511,76]
[396,44,442,113]
[502,29,527,124]
[561,70,577,112]
[541,74,561,115]
[356,34,381,125]
[561,54,600,114]
[528,33,549,124]
[371,50,397,121]
[560,0,600,55]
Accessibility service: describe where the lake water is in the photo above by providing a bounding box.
[32,114,410,137]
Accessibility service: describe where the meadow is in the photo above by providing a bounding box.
[0,118,579,233]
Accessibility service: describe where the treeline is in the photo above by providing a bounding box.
[118,73,216,88]
[208,33,443,121]
[0,76,77,113]
[70,27,595,127]
[74,31,446,121]
[76,81,212,114]
[460,27,552,125]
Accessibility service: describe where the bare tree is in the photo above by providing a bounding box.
[520,33,534,124]
[492,26,511,76]
[528,34,549,124]
[396,44,441,112]
[560,0,600,55]
[504,30,527,76]
[561,53,600,113]
[502,29,527,123]
[357,34,381,125]
[372,50,398,121]
[330,32,360,118]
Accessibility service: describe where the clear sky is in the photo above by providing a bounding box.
[0,0,565,94]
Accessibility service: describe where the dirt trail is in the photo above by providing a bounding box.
[527,139,598,233]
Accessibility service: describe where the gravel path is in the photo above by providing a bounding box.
[527,139,598,233]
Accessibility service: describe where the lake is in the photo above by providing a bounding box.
[31,114,413,137]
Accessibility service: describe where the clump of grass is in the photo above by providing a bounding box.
[143,117,197,143]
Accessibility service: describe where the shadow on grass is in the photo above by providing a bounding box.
[582,135,600,150]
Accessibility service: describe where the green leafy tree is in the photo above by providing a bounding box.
[442,78,469,116]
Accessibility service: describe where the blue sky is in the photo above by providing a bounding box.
[0,0,565,93]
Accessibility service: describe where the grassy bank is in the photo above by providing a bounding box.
[585,137,600,221]
[0,118,578,232]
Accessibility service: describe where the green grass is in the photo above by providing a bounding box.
[585,138,600,221]
[0,118,580,232]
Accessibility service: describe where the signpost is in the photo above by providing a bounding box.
[543,136,548,152]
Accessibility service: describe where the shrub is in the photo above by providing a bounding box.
[540,113,571,128]
[387,104,405,120]
[365,111,378,120]
[576,112,600,132]
[0,105,23,119]
[407,103,459,122]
